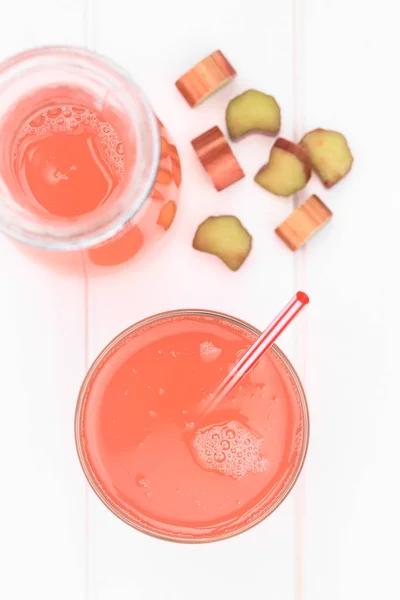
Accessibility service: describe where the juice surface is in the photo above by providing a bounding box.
[8,98,180,267]
[79,314,306,540]
[13,104,124,217]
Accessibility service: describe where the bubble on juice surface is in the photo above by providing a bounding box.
[199,341,222,363]
[192,420,267,479]
[47,107,62,119]
[55,170,68,181]
[214,451,226,463]
[136,476,148,487]
[29,115,46,128]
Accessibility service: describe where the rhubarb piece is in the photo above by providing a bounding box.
[157,200,177,230]
[255,138,311,196]
[168,143,182,186]
[150,188,165,202]
[171,158,182,187]
[300,128,353,187]
[191,126,245,191]
[168,143,179,164]
[275,194,332,251]
[160,136,169,157]
[156,167,173,185]
[226,89,281,140]
[193,215,252,271]
[175,50,236,107]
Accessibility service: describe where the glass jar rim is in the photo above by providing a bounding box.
[75,308,310,543]
[0,46,160,250]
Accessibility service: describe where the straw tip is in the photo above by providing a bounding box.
[296,291,309,305]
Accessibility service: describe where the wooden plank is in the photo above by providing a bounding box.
[298,0,400,598]
[0,4,86,600]
[87,0,298,598]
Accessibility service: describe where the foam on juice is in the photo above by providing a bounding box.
[193,420,267,479]
[14,104,124,179]
[199,341,222,362]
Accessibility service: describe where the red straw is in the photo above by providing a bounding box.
[197,292,309,422]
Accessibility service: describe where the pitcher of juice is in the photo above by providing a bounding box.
[0,47,181,266]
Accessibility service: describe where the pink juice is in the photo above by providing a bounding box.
[76,311,309,542]
[0,48,181,265]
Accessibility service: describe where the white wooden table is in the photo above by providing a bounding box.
[1,1,399,598]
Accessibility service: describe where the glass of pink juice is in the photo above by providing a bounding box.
[76,310,309,542]
[0,47,180,266]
